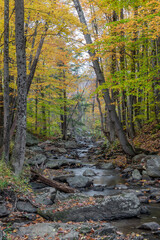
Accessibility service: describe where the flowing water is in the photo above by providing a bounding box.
[65,140,160,238]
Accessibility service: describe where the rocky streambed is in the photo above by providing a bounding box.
[1,133,160,239]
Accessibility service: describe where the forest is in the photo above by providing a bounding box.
[0,0,160,239]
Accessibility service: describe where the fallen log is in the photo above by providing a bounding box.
[31,169,77,193]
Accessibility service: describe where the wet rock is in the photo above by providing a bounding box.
[98,162,115,170]
[66,175,92,188]
[26,132,39,146]
[27,154,47,166]
[38,193,141,222]
[132,169,142,180]
[83,169,96,177]
[17,200,37,213]
[138,222,160,231]
[0,204,9,217]
[146,155,160,177]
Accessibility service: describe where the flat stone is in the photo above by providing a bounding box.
[138,222,160,231]
[16,222,116,239]
[17,201,37,213]
[38,193,141,222]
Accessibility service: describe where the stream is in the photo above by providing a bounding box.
[64,140,160,239]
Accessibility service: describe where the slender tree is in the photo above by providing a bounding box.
[11,0,27,174]
[4,0,10,163]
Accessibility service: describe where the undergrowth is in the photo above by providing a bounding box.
[0,161,32,194]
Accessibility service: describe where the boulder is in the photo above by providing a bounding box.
[27,154,47,166]
[132,169,142,180]
[83,169,96,177]
[16,222,116,240]
[26,132,39,146]
[138,222,160,231]
[17,200,37,213]
[146,155,160,177]
[38,193,141,222]
[0,204,9,217]
[66,176,92,188]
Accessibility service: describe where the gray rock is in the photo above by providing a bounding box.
[30,182,48,190]
[16,222,116,239]
[64,141,78,149]
[26,132,39,146]
[132,169,142,180]
[38,193,141,222]
[46,158,81,169]
[132,154,146,163]
[83,169,96,177]
[146,155,160,177]
[17,200,37,213]
[35,187,57,205]
[0,204,9,217]
[29,146,43,153]
[94,223,115,235]
[99,162,115,170]
[66,175,92,188]
[138,222,160,231]
[27,154,47,166]
[35,192,53,205]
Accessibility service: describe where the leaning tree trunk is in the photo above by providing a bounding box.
[11,0,27,174]
[4,0,10,163]
[72,0,135,156]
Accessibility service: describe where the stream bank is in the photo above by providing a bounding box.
[1,134,160,239]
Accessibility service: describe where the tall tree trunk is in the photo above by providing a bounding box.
[11,0,27,174]
[120,8,127,129]
[4,0,10,163]
[0,71,3,149]
[72,0,135,156]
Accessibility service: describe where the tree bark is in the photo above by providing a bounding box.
[4,0,10,163]
[11,0,27,174]
[72,0,135,156]
[0,71,3,149]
